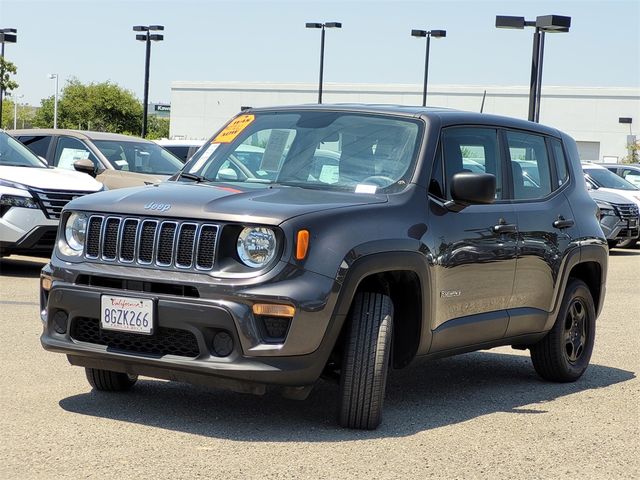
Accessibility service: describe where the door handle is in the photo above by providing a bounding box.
[553,217,575,229]
[493,223,517,234]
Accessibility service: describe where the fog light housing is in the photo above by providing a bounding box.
[212,331,233,357]
[52,310,68,334]
[258,316,291,344]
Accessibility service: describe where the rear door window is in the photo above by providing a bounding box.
[17,135,52,159]
[505,131,553,200]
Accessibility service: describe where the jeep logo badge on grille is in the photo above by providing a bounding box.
[144,202,171,212]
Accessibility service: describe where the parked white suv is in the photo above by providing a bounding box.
[582,162,640,248]
[0,130,103,257]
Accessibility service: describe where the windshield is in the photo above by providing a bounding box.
[93,140,183,175]
[182,111,423,193]
[584,167,639,191]
[0,131,46,168]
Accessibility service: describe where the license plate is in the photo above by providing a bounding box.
[100,295,154,335]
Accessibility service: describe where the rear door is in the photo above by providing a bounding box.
[505,131,578,335]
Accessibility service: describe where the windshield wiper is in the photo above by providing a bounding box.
[177,171,207,183]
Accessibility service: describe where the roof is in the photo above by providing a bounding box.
[7,129,153,143]
[247,103,562,137]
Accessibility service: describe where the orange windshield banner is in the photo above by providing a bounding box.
[213,114,255,143]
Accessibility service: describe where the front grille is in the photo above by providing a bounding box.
[71,317,200,358]
[616,203,639,219]
[84,215,219,271]
[29,187,93,219]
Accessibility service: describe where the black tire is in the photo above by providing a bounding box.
[339,292,393,430]
[530,278,596,382]
[607,240,618,250]
[85,368,138,392]
[616,238,638,249]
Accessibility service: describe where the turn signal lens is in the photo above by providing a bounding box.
[41,275,53,292]
[296,229,309,260]
[252,303,295,318]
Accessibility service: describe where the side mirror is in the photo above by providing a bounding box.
[73,158,97,177]
[447,172,496,210]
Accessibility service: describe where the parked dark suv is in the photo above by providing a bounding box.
[40,105,608,429]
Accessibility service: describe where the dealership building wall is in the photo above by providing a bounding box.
[170,81,639,162]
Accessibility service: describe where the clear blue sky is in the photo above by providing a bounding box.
[2,0,639,106]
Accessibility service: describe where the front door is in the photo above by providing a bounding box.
[426,126,517,352]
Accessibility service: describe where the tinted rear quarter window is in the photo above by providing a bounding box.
[550,138,569,187]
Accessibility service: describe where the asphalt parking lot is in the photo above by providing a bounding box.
[1,250,638,479]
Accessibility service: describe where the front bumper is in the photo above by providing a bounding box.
[600,215,640,241]
[0,207,58,255]
[40,259,346,389]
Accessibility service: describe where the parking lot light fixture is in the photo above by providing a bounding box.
[48,74,59,129]
[133,25,165,138]
[495,14,571,122]
[306,22,342,104]
[0,28,18,128]
[411,28,446,107]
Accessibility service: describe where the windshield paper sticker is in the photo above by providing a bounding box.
[189,144,219,173]
[355,184,377,194]
[213,114,255,143]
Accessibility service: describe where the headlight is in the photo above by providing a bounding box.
[596,201,616,217]
[64,212,88,253]
[236,227,277,268]
[0,194,38,209]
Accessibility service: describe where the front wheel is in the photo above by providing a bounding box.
[530,279,596,382]
[85,368,138,391]
[339,292,393,430]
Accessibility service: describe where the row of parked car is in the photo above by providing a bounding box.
[1,124,639,259]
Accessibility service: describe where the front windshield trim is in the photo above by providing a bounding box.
[184,111,425,194]
[584,168,638,191]
[92,139,183,175]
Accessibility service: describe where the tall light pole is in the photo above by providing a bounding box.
[133,25,164,138]
[411,29,446,107]
[0,28,18,127]
[305,22,341,104]
[11,92,23,129]
[496,15,571,122]
[48,73,59,129]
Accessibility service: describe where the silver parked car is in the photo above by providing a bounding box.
[10,129,183,190]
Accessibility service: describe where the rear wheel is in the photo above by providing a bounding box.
[85,368,138,391]
[339,292,393,430]
[530,279,596,382]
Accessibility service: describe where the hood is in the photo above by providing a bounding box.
[66,181,388,224]
[0,166,103,192]
[596,187,640,208]
[589,190,638,206]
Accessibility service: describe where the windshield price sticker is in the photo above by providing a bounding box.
[189,144,219,173]
[213,114,255,143]
[100,295,154,335]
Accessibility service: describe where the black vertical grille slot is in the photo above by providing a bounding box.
[138,221,157,264]
[85,217,103,258]
[102,218,121,260]
[196,225,217,269]
[176,224,197,267]
[120,219,138,262]
[156,222,177,265]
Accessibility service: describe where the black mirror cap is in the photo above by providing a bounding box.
[450,172,496,205]
[73,159,97,177]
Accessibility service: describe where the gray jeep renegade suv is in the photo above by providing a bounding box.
[40,105,608,429]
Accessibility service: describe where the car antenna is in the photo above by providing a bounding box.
[480,90,487,113]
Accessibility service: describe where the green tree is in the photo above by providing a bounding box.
[146,116,170,140]
[1,98,14,129]
[33,78,143,134]
[0,57,18,94]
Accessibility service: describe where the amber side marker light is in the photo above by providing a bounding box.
[41,275,52,291]
[296,229,310,260]
[252,304,296,318]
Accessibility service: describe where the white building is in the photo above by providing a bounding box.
[170,81,639,163]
